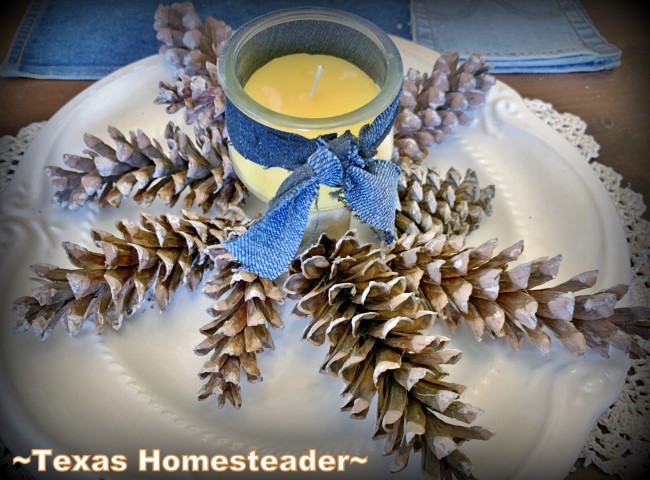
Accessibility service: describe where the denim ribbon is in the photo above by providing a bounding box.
[224,91,401,279]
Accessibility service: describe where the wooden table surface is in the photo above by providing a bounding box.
[0,2,646,479]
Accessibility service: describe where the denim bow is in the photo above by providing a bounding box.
[224,92,401,279]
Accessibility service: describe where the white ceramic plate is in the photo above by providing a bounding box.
[0,37,631,480]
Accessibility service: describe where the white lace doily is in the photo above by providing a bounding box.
[0,101,648,478]
[0,122,44,193]
[524,98,650,478]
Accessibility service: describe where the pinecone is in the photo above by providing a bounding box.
[195,245,284,408]
[46,121,246,212]
[396,164,495,236]
[12,209,248,339]
[395,53,495,161]
[156,62,226,130]
[393,230,650,356]
[284,231,492,479]
[154,2,231,133]
[154,2,231,76]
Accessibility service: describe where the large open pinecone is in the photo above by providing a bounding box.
[284,229,649,477]
[46,122,246,212]
[13,207,285,408]
[391,230,650,357]
[195,245,284,408]
[12,209,247,339]
[397,163,495,237]
[395,52,495,162]
[284,231,492,479]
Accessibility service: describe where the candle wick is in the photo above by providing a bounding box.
[308,64,324,99]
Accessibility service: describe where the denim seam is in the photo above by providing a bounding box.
[557,0,620,56]
[4,0,50,68]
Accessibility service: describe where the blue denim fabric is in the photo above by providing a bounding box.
[0,0,410,80]
[224,93,401,279]
[1,0,619,79]
[410,0,621,73]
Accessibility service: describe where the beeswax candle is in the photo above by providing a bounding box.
[218,8,402,211]
[232,53,393,209]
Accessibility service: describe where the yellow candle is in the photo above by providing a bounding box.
[245,53,378,117]
[230,53,394,210]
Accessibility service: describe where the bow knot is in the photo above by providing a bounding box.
[307,145,343,188]
[223,90,402,279]
[323,131,363,164]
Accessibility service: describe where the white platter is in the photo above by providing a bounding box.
[0,37,631,480]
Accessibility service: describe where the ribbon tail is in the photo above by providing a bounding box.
[344,159,401,243]
[224,167,319,279]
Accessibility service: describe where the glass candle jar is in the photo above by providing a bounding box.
[217,7,403,211]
